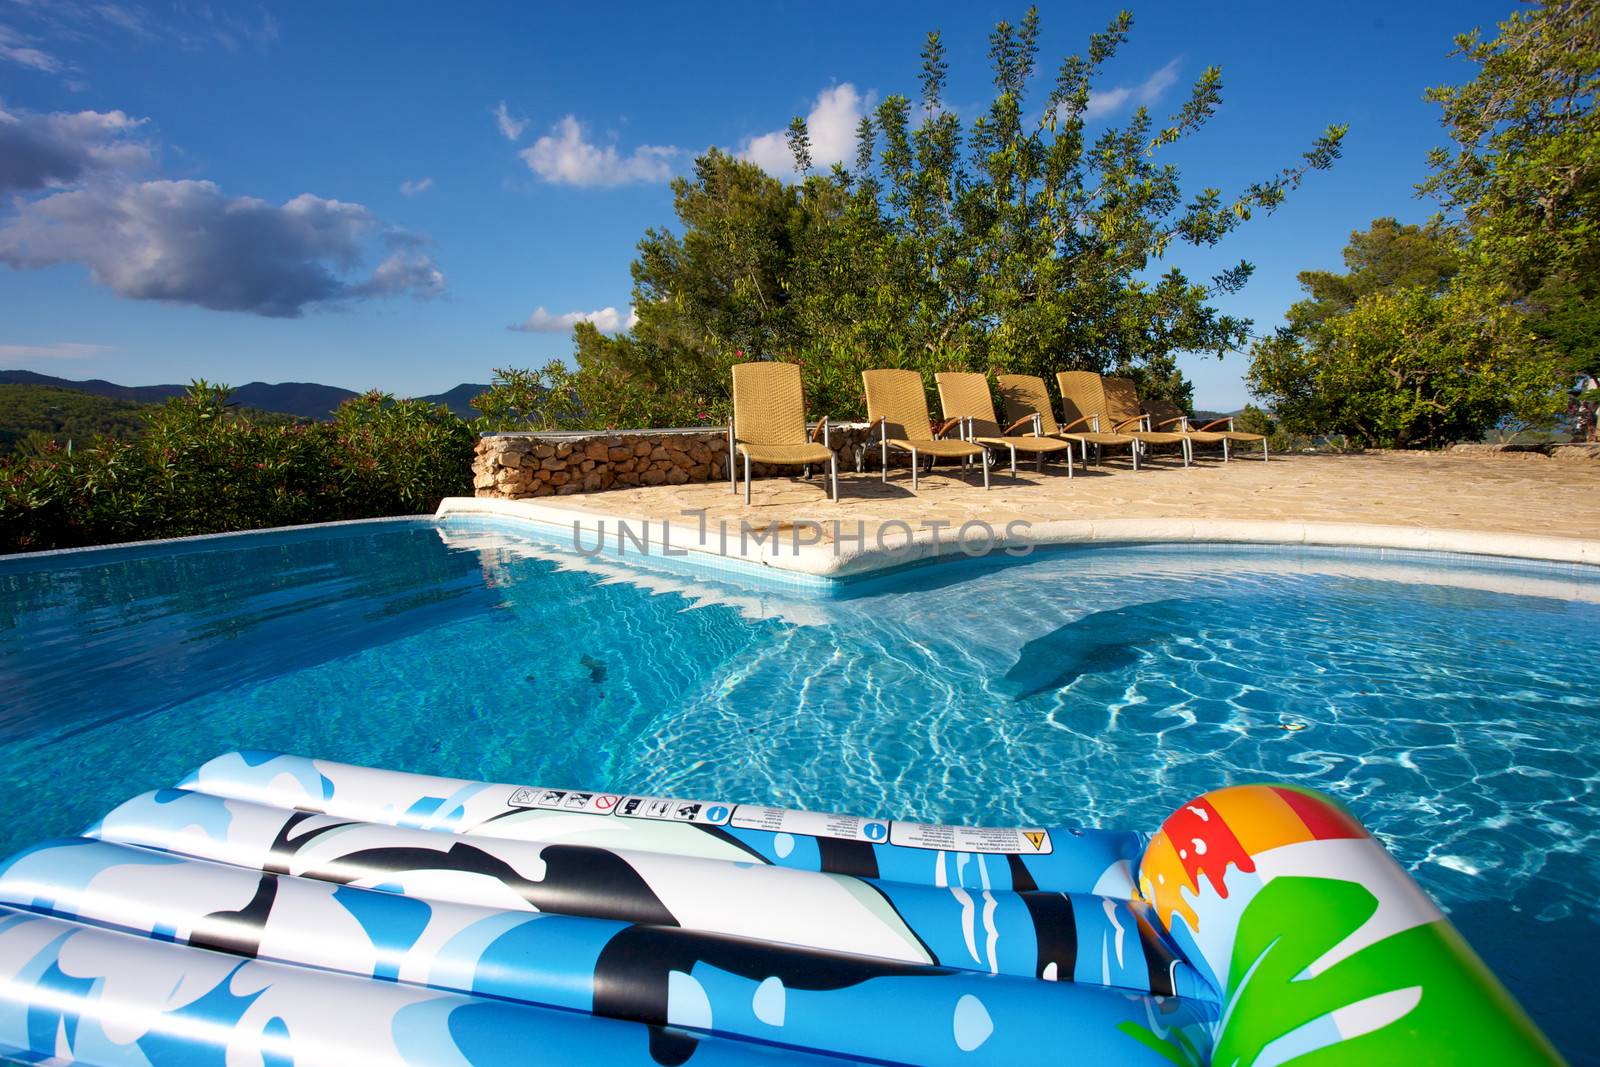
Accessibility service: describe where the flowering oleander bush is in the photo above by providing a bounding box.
[0,382,475,553]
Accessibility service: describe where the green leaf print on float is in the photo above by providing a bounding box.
[1214,876,1561,1066]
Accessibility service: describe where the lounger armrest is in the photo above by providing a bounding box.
[810,416,830,445]
[1059,414,1096,433]
[1195,417,1234,432]
[1003,415,1039,436]
[1153,415,1189,431]
[866,416,886,442]
[933,417,964,439]
[1111,416,1147,433]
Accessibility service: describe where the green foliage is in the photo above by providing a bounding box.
[1291,218,1462,327]
[1420,0,1600,376]
[1,382,475,553]
[1233,404,1276,438]
[470,364,585,431]
[1248,1,1594,446]
[1248,282,1563,449]
[0,384,152,456]
[561,7,1343,426]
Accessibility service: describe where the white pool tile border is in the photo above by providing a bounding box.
[436,495,1600,581]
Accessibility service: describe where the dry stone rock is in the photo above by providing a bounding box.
[471,426,867,501]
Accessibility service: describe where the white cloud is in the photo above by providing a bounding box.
[0,102,152,192]
[492,100,527,141]
[741,83,870,179]
[0,23,60,71]
[399,176,433,196]
[355,248,445,300]
[509,305,635,334]
[0,179,445,317]
[1084,58,1181,120]
[0,341,116,359]
[519,116,677,187]
[1,3,277,74]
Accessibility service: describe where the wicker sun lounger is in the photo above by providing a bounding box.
[1143,397,1270,462]
[934,372,1072,478]
[729,361,837,503]
[1065,373,1192,468]
[997,373,1141,469]
[863,369,989,490]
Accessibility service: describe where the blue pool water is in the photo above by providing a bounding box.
[2,517,1598,1058]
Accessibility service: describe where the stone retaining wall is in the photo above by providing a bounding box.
[1447,441,1600,461]
[473,425,873,499]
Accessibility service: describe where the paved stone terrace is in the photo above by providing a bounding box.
[554,450,1600,544]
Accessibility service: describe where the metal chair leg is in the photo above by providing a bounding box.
[910,448,919,491]
[743,453,752,504]
[829,454,838,502]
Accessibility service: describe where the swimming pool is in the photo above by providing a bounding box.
[3,516,1597,1060]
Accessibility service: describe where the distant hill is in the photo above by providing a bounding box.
[0,371,489,421]
[0,384,151,456]
[417,383,488,418]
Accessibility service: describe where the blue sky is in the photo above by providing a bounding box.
[1,0,1510,410]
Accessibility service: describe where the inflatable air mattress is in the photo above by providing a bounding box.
[0,751,1564,1065]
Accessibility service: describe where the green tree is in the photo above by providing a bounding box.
[1248,282,1563,448]
[573,150,807,427]
[1420,0,1600,376]
[1290,218,1461,327]
[557,8,1344,426]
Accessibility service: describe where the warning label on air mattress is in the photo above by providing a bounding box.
[615,795,733,826]
[730,805,890,844]
[506,788,623,814]
[889,821,1053,855]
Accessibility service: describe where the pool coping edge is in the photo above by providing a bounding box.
[434,496,1600,579]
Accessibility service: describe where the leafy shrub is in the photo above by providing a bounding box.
[0,383,474,554]
[1248,284,1564,449]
